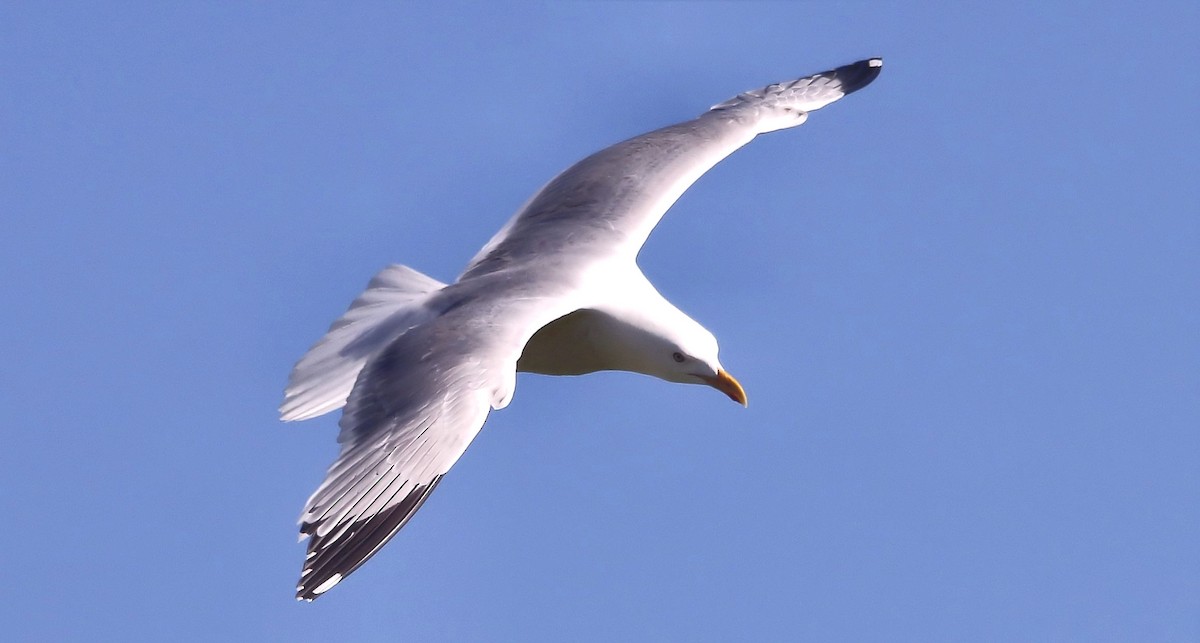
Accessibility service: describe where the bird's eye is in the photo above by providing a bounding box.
[672,351,685,363]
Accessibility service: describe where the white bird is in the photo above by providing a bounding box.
[282,58,882,600]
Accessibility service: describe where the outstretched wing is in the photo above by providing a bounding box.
[461,58,882,280]
[296,283,579,600]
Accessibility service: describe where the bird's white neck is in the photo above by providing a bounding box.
[517,270,710,381]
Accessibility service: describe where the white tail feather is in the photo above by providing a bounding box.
[280,264,447,421]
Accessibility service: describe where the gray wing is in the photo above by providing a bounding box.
[296,288,578,600]
[461,58,882,280]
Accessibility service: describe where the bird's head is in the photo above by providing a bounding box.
[639,306,747,407]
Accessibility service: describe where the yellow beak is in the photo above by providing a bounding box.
[702,369,748,407]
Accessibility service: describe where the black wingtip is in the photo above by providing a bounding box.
[295,475,445,602]
[836,57,884,95]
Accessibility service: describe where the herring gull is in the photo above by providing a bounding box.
[283,57,882,600]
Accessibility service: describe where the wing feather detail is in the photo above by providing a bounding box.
[462,58,881,278]
[296,288,580,600]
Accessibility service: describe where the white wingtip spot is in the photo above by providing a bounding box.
[312,574,343,595]
[868,58,883,67]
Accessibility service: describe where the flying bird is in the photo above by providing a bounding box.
[282,57,882,600]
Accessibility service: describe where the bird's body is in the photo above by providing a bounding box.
[283,58,882,600]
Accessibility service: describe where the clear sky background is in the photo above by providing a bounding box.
[3,3,1197,641]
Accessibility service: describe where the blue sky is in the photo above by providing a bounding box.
[2,2,1197,640]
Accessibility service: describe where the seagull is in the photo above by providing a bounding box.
[282,57,882,600]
